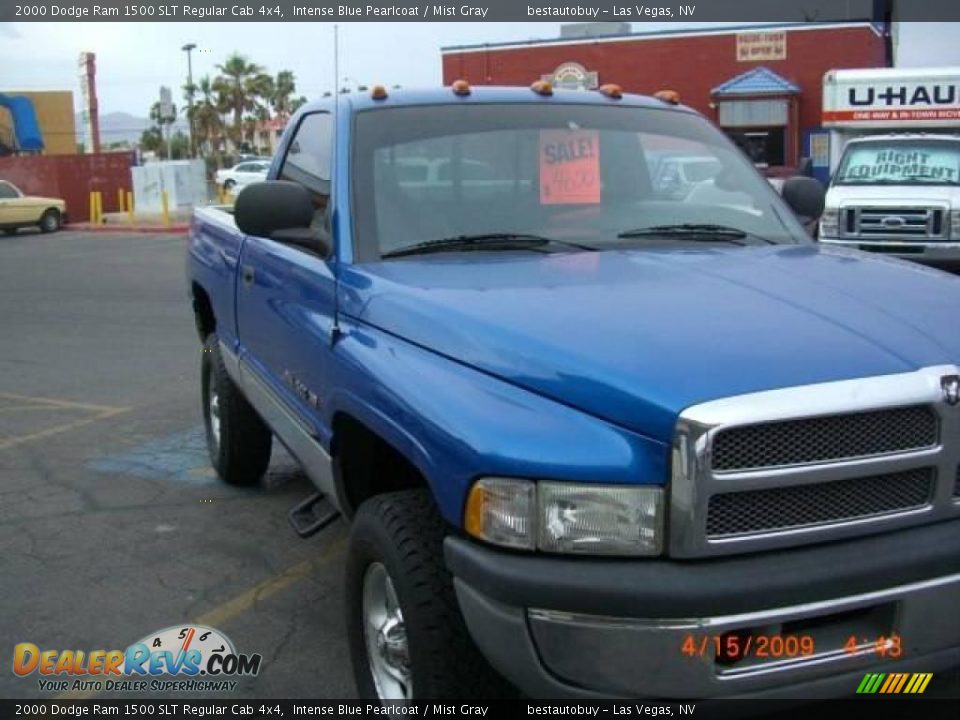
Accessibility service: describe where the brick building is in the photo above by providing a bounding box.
[442,23,889,173]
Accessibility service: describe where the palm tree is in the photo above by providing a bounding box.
[187,76,226,161]
[271,70,297,116]
[213,53,272,150]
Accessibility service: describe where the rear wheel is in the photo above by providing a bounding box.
[39,209,60,233]
[201,334,272,485]
[346,490,513,700]
[3,228,17,236]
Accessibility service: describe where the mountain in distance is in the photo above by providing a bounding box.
[76,111,190,146]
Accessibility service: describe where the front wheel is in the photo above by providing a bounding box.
[346,490,512,701]
[39,209,60,233]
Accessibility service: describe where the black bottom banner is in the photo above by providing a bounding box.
[2,699,958,720]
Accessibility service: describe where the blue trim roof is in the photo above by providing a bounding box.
[711,67,800,96]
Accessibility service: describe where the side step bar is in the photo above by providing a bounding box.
[288,493,340,538]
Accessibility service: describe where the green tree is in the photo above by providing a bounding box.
[213,53,272,150]
[188,76,225,160]
[270,70,297,116]
[139,126,164,155]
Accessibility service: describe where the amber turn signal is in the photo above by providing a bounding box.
[451,79,471,96]
[370,85,388,100]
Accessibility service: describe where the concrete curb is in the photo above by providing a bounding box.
[65,223,189,234]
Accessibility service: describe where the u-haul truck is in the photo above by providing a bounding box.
[819,67,960,267]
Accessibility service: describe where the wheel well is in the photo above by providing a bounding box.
[332,413,427,517]
[192,283,216,340]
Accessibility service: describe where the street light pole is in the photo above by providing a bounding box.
[182,42,197,158]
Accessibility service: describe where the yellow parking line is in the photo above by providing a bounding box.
[196,535,346,627]
[0,405,66,412]
[0,407,131,451]
[0,391,124,413]
[56,532,346,701]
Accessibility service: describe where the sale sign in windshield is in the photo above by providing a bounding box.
[539,130,601,205]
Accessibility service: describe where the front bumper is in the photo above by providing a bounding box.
[445,519,960,698]
[819,237,960,269]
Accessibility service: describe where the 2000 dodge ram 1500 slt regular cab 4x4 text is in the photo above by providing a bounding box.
[187,84,960,701]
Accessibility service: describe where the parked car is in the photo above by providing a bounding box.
[0,180,66,235]
[819,133,960,268]
[188,86,960,701]
[214,161,270,192]
[651,154,723,199]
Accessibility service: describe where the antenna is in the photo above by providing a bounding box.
[331,23,342,345]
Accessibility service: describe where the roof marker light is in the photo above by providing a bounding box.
[370,85,388,100]
[530,80,553,96]
[452,79,471,96]
[654,90,680,105]
[598,83,623,99]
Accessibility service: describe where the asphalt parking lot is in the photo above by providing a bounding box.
[0,230,957,703]
[0,230,352,700]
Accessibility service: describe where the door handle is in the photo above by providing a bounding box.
[241,265,255,287]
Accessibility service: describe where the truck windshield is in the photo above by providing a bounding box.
[351,103,807,261]
[833,139,960,186]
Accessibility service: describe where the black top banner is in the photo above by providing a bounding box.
[2,0,959,22]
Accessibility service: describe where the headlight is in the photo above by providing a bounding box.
[819,208,840,238]
[951,210,960,239]
[464,478,663,556]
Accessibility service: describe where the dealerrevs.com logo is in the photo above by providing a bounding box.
[13,625,262,693]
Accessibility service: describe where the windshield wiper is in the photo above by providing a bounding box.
[382,233,595,258]
[617,223,768,245]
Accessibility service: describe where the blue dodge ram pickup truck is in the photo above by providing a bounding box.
[188,84,960,700]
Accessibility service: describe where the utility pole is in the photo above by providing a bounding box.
[182,43,197,158]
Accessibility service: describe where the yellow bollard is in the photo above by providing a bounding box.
[89,191,96,226]
[117,188,125,213]
[127,192,134,225]
[95,191,104,224]
[161,190,170,226]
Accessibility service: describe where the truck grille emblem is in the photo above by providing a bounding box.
[942,376,960,406]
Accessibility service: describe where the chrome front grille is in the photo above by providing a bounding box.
[706,468,935,538]
[842,206,947,241]
[670,366,960,558]
[711,405,938,472]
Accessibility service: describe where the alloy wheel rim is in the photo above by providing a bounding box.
[362,562,412,700]
[208,385,221,448]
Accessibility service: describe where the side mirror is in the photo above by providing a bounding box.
[781,176,826,222]
[235,181,330,257]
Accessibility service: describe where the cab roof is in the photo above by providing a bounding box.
[299,85,698,115]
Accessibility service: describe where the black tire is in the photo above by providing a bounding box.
[39,209,60,233]
[346,489,513,700]
[201,334,272,485]
[3,228,17,236]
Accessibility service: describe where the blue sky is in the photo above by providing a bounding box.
[0,21,957,117]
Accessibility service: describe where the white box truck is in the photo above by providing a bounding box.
[818,67,960,267]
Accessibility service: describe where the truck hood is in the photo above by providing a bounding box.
[342,246,960,442]
[826,184,959,206]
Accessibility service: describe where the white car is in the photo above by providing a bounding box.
[215,161,270,192]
